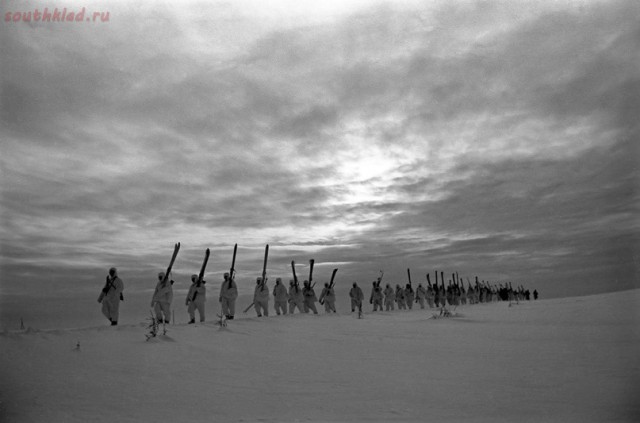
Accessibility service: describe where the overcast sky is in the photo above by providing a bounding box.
[1,0,638,301]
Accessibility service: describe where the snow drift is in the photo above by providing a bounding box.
[1,290,638,422]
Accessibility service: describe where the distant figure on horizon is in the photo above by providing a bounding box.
[151,271,173,324]
[253,277,270,317]
[98,267,124,326]
[302,280,318,314]
[288,279,304,314]
[434,284,442,307]
[416,283,426,309]
[272,278,289,315]
[383,284,395,311]
[396,284,406,310]
[404,284,415,310]
[219,272,238,320]
[426,284,435,308]
[185,274,206,324]
[370,281,383,311]
[349,282,364,313]
[533,289,538,300]
[446,283,454,306]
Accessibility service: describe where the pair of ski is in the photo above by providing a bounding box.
[291,260,301,293]
[185,246,211,308]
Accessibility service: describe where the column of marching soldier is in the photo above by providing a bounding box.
[97,244,537,326]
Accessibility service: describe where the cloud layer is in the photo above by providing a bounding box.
[1,0,638,301]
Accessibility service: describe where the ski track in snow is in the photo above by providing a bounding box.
[1,290,639,423]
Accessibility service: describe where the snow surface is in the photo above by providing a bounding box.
[1,290,639,423]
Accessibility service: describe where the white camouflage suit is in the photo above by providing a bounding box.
[151,272,173,323]
[272,278,289,315]
[288,281,304,314]
[319,283,336,313]
[98,267,124,325]
[186,275,206,323]
[219,273,238,319]
[254,278,269,317]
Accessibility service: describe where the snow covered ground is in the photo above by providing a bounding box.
[1,290,638,423]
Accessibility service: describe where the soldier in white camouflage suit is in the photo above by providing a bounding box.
[253,277,270,317]
[98,267,124,326]
[319,282,337,313]
[272,278,289,315]
[404,284,415,310]
[288,280,304,314]
[302,280,318,314]
[349,282,364,313]
[219,272,238,320]
[395,284,406,310]
[151,271,173,324]
[415,283,427,309]
[383,284,395,311]
[185,274,206,323]
[369,281,384,312]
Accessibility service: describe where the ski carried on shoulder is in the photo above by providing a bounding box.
[199,248,210,281]
[308,259,315,288]
[229,243,237,281]
[191,248,210,302]
[328,268,338,289]
[408,268,419,304]
[161,242,181,285]
[291,260,299,287]
[220,243,238,326]
[259,244,269,290]
[319,268,338,306]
